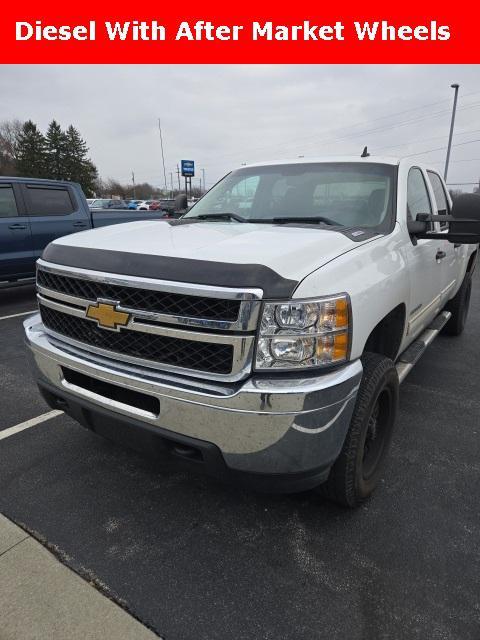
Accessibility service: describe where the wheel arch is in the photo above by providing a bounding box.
[362,303,407,361]
[467,249,478,275]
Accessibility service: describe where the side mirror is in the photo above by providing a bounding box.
[449,194,480,244]
[407,194,480,245]
[407,218,428,235]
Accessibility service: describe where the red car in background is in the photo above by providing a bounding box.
[149,199,177,217]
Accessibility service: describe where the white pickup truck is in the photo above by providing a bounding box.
[24,157,479,507]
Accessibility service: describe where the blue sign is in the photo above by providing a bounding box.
[181,160,195,177]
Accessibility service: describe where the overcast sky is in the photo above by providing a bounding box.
[1,64,479,191]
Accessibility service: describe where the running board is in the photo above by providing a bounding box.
[396,310,452,383]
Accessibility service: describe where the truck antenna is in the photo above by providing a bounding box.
[361,146,370,158]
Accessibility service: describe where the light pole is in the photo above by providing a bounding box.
[444,83,459,181]
[158,118,168,193]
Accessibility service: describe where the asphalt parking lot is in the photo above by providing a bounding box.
[1,279,479,640]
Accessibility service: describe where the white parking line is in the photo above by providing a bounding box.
[0,310,37,322]
[0,410,63,442]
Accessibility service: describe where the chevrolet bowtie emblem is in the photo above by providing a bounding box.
[86,302,130,331]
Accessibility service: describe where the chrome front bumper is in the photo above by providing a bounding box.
[25,314,362,485]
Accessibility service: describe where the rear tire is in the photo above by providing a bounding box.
[317,352,399,508]
[443,273,472,336]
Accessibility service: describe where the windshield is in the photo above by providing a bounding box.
[185,162,395,229]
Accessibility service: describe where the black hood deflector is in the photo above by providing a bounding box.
[42,243,299,299]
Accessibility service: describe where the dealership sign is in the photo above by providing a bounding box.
[181,160,195,177]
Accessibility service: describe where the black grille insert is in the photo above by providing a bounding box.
[37,269,241,322]
[40,305,233,375]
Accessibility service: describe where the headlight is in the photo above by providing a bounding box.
[255,295,350,370]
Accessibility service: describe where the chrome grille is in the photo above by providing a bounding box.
[39,304,234,374]
[36,260,262,382]
[37,268,241,322]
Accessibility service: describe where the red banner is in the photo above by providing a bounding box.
[1,0,478,63]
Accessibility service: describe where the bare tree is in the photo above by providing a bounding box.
[100,178,130,199]
[0,119,23,175]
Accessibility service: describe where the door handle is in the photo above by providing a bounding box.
[436,250,447,261]
[8,223,27,230]
[72,221,87,227]
[454,243,462,249]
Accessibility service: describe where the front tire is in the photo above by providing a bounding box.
[318,352,399,508]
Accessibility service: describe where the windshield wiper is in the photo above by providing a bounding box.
[186,213,341,226]
[272,216,340,226]
[190,212,249,223]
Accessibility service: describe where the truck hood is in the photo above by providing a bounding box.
[43,220,376,298]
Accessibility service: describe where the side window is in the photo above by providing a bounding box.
[407,168,432,229]
[0,186,19,218]
[27,186,75,216]
[427,171,449,229]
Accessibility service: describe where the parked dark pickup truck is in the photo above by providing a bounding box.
[0,177,166,286]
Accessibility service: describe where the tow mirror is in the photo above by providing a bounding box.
[448,194,480,244]
[408,194,480,245]
[407,218,428,235]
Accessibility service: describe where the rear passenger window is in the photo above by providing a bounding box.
[427,171,449,229]
[27,187,75,215]
[0,186,18,218]
[407,168,432,229]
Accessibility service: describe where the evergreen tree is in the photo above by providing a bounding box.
[14,119,98,193]
[78,159,98,197]
[15,120,47,178]
[64,125,98,195]
[45,119,68,180]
